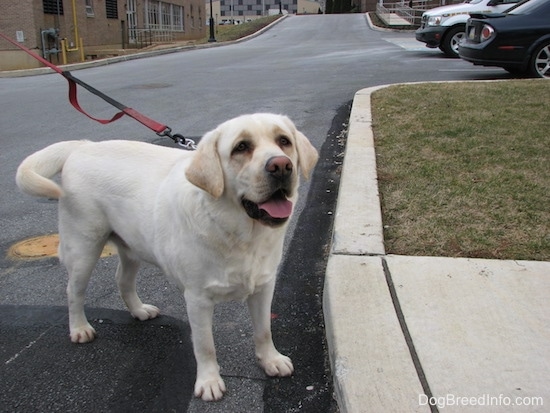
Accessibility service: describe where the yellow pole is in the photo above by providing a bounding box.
[64,0,80,52]
[79,38,84,61]
[72,0,79,45]
[61,39,67,64]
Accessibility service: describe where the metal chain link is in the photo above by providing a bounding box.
[157,128,197,150]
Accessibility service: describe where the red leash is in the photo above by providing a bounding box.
[0,32,195,148]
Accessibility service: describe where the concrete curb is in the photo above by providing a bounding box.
[331,86,387,256]
[325,84,429,412]
[324,254,429,413]
[324,83,550,413]
[0,15,288,78]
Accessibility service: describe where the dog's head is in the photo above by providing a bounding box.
[185,114,318,227]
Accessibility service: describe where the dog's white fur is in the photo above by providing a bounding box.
[16,113,318,401]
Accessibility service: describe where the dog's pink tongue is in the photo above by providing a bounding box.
[259,198,293,218]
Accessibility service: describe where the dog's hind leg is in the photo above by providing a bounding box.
[59,234,105,344]
[114,243,160,321]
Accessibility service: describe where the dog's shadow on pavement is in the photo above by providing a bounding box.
[0,305,195,412]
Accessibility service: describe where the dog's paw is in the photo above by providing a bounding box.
[70,324,97,343]
[131,304,160,321]
[260,353,294,377]
[194,375,227,401]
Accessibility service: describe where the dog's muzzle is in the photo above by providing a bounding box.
[242,156,294,227]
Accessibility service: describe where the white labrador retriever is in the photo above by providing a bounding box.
[15,113,318,401]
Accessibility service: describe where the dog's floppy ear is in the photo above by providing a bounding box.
[295,131,318,180]
[185,129,224,198]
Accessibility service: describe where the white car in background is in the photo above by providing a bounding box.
[415,0,520,57]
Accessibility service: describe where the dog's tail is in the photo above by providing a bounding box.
[16,140,89,199]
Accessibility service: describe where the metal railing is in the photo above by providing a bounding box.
[376,2,419,26]
[376,0,464,27]
[127,28,177,48]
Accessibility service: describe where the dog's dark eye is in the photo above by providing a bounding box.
[233,141,251,154]
[278,136,291,147]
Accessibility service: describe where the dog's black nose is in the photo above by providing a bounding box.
[265,156,293,179]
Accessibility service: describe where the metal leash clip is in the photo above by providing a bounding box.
[157,127,197,150]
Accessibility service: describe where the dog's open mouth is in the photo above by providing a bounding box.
[242,189,292,226]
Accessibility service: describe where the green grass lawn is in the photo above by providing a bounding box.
[371,80,550,261]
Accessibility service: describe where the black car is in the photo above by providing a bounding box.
[458,0,550,77]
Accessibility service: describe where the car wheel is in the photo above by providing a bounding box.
[529,41,550,78]
[440,26,465,58]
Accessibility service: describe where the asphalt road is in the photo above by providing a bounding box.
[0,14,511,413]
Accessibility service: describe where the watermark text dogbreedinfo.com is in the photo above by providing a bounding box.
[419,393,544,409]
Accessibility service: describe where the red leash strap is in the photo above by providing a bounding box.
[64,73,126,125]
[0,32,64,74]
[62,70,166,132]
[0,31,168,133]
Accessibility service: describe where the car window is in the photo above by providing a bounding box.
[508,0,548,14]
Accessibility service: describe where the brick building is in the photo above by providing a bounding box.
[207,0,322,22]
[359,0,377,12]
[219,0,298,17]
[0,0,206,70]
[215,0,375,20]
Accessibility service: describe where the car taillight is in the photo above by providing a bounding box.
[480,24,495,42]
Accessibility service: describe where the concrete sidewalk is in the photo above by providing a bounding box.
[324,86,550,412]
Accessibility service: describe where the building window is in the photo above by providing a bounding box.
[173,5,184,31]
[106,0,118,19]
[161,3,171,27]
[147,1,158,27]
[43,0,63,14]
[86,0,95,16]
[145,1,185,31]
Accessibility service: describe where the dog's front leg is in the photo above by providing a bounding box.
[184,291,226,401]
[247,280,294,377]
